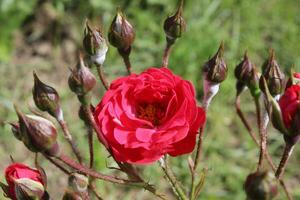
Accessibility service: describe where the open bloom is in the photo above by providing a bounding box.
[94,67,205,164]
[4,163,45,200]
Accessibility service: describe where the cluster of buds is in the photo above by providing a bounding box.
[11,106,60,157]
[163,0,186,45]
[244,171,278,200]
[202,42,228,109]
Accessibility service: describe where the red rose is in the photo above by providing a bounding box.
[279,85,300,129]
[5,163,44,200]
[94,67,205,164]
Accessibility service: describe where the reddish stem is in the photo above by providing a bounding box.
[95,64,109,90]
[58,119,83,164]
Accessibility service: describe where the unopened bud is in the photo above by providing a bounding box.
[14,178,45,200]
[203,42,228,83]
[68,55,96,97]
[260,50,285,96]
[244,171,278,200]
[14,105,59,156]
[163,0,186,44]
[33,72,62,120]
[108,9,135,51]
[68,173,88,193]
[235,52,260,98]
[83,21,108,65]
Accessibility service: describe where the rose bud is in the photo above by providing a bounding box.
[83,21,108,65]
[260,50,285,97]
[203,42,228,84]
[68,173,88,193]
[235,52,260,98]
[68,55,96,99]
[3,163,46,200]
[93,67,206,164]
[163,0,186,44]
[14,105,60,157]
[278,83,300,143]
[108,9,135,51]
[244,171,278,200]
[33,72,63,120]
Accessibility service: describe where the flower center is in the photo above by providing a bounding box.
[136,103,165,125]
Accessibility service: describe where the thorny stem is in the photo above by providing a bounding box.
[235,95,293,200]
[95,64,109,90]
[57,153,138,184]
[275,142,295,180]
[57,153,166,199]
[254,96,266,172]
[159,156,188,200]
[58,119,83,164]
[43,154,70,175]
[162,41,173,68]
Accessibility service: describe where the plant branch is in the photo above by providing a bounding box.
[57,119,83,164]
[254,96,266,172]
[43,154,70,175]
[275,142,295,180]
[235,95,293,200]
[95,64,109,90]
[162,42,173,68]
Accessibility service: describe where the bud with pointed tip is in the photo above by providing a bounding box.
[14,106,59,156]
[68,55,96,98]
[108,9,135,51]
[32,72,63,120]
[163,0,186,44]
[244,171,278,200]
[83,21,108,65]
[203,42,228,83]
[4,163,46,200]
[260,50,285,96]
[235,52,260,98]
[68,173,88,193]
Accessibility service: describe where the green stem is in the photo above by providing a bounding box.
[159,156,188,200]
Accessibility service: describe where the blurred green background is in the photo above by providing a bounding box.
[1,0,300,199]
